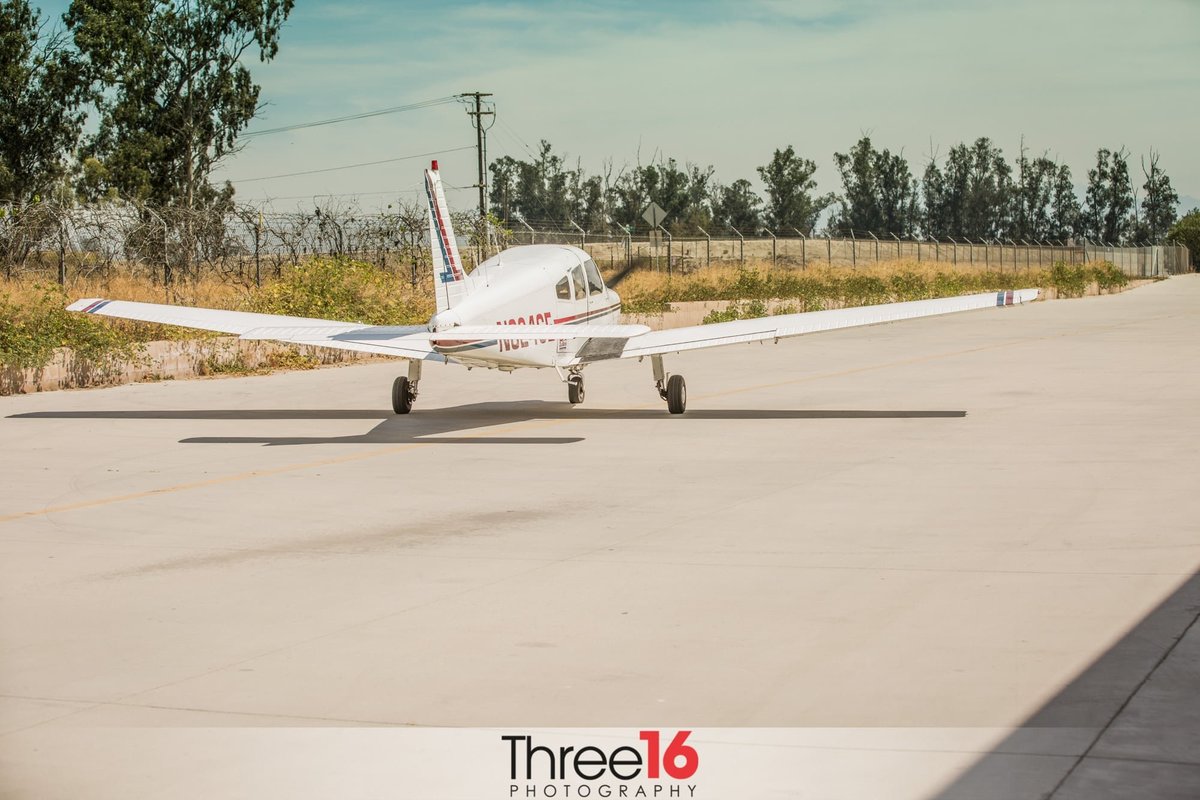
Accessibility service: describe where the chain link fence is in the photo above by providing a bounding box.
[1,201,1192,285]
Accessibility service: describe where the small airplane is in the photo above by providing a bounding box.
[69,161,1038,415]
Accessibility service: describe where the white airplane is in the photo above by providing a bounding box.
[69,161,1038,415]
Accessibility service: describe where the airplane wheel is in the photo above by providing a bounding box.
[392,376,414,414]
[567,376,585,405]
[666,374,686,414]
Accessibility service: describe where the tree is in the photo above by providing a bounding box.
[0,0,89,205]
[710,179,762,233]
[489,142,611,230]
[830,136,918,237]
[66,0,294,208]
[1081,148,1135,244]
[1047,163,1081,241]
[921,138,1015,241]
[1011,144,1082,242]
[1137,151,1179,242]
[921,157,950,240]
[755,146,833,235]
[609,157,713,234]
[1166,209,1199,269]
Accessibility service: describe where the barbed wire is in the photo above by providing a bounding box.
[0,200,1188,286]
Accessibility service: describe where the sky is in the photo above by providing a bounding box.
[38,0,1200,216]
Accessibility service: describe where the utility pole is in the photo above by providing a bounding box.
[459,92,494,251]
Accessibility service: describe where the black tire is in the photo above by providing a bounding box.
[392,376,414,414]
[568,377,585,405]
[666,374,686,414]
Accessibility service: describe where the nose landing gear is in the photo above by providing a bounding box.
[567,372,585,404]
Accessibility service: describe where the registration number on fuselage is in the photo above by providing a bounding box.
[496,310,553,352]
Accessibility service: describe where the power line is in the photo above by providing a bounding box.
[230,145,476,183]
[246,184,474,204]
[242,95,459,138]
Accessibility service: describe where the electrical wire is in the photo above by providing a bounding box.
[230,145,476,183]
[242,95,459,138]
[245,184,474,204]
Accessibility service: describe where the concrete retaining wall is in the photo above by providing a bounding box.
[2,338,374,395]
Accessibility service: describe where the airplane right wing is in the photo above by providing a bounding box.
[597,289,1039,362]
[68,297,647,361]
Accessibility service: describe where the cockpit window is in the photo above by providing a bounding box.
[571,265,587,300]
[556,276,571,300]
[583,259,605,296]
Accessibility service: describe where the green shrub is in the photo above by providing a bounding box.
[1090,262,1128,291]
[701,299,767,324]
[1049,262,1089,298]
[0,284,143,371]
[243,258,432,324]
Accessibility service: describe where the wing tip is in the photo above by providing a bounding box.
[67,298,106,312]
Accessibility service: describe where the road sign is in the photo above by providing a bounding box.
[642,202,667,229]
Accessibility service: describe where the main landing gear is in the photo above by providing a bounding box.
[391,360,422,414]
[567,371,585,405]
[652,354,686,414]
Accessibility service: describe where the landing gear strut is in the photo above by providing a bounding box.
[392,360,421,414]
[652,354,686,414]
[567,372,585,405]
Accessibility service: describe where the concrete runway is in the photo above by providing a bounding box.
[2,276,1198,798]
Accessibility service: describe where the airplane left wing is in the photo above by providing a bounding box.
[571,289,1039,363]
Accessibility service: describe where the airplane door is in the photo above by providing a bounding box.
[568,261,588,314]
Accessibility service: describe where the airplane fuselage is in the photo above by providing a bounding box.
[427,244,621,370]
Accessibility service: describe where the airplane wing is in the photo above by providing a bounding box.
[571,289,1039,363]
[68,297,442,360]
[68,298,648,361]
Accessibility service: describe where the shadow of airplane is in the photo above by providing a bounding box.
[10,401,966,446]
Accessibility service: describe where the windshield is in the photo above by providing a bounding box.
[583,259,605,296]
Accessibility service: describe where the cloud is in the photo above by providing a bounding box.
[221,0,1200,209]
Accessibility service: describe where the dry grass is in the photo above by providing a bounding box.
[614,259,1060,314]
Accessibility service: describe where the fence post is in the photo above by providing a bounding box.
[659,225,672,276]
[792,228,807,269]
[731,226,744,265]
[868,231,879,262]
[697,226,712,267]
[254,212,262,288]
[763,227,777,267]
[826,235,832,265]
[850,231,857,269]
[890,232,901,260]
[613,221,632,270]
[516,215,535,244]
[57,209,67,286]
[568,218,586,250]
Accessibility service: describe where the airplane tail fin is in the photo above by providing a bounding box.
[425,161,469,312]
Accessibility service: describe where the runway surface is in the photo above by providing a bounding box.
[2,276,1198,798]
